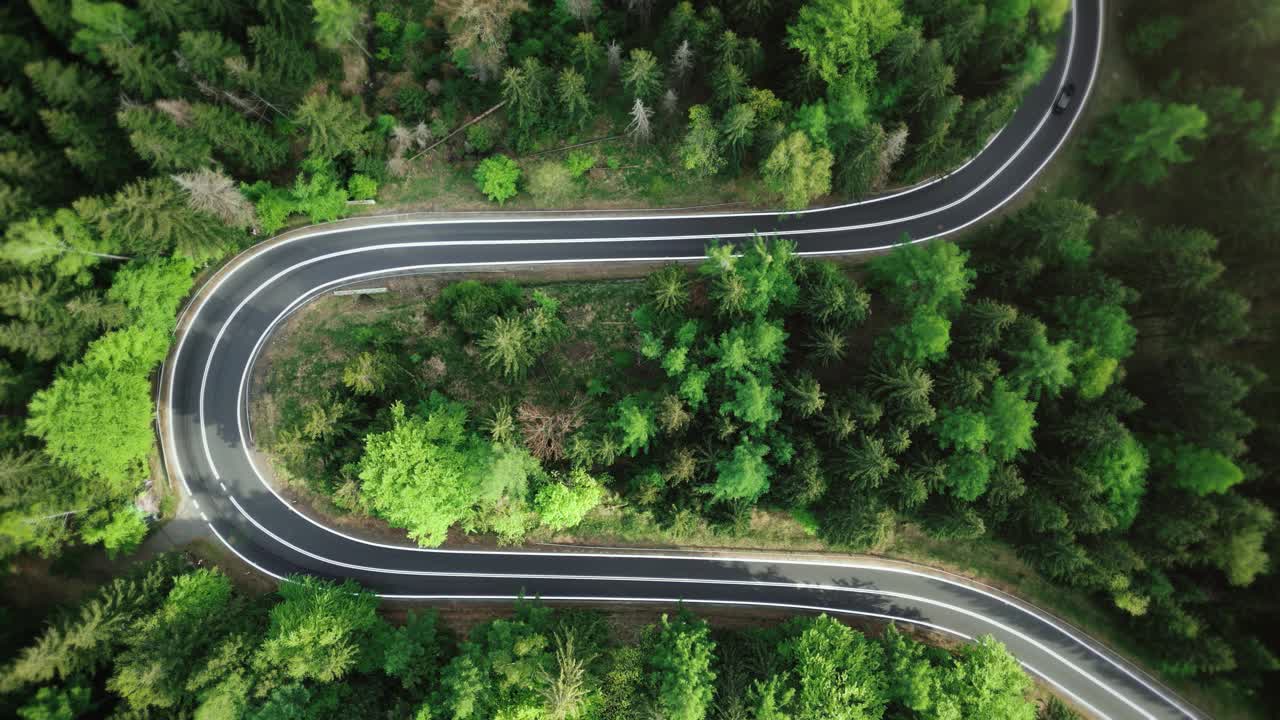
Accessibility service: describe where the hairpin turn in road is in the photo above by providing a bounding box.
[160,3,1203,718]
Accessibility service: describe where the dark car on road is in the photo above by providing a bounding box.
[1053,83,1076,114]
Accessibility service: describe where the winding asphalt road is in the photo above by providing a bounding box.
[159,3,1203,718]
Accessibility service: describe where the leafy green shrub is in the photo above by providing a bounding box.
[348,174,378,201]
[242,170,353,234]
[565,150,595,178]
[465,121,497,154]
[292,171,350,223]
[80,506,149,558]
[473,154,520,205]
[241,181,295,236]
[535,468,604,530]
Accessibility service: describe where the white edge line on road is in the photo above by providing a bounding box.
[226,493,1153,719]
[180,0,1086,475]
[168,4,1188,719]
[216,498,1125,720]
[204,520,1108,718]
[185,0,1090,483]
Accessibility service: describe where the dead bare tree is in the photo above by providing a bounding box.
[412,121,434,147]
[564,0,598,24]
[875,124,909,190]
[607,40,623,74]
[662,88,679,116]
[172,168,257,229]
[626,97,653,143]
[154,99,193,125]
[517,401,584,461]
[438,0,529,81]
[670,39,693,86]
[390,125,414,156]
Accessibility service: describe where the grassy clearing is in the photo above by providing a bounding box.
[365,137,771,214]
[255,273,647,447]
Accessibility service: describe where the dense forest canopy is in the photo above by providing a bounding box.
[0,0,1278,715]
[0,556,1067,720]
[0,0,1065,562]
[264,193,1274,693]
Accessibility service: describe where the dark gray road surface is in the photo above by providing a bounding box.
[162,4,1202,718]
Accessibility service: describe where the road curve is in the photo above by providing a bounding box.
[161,3,1199,719]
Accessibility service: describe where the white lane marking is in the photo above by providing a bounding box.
[207,521,286,580]
[202,518,1109,720]
[200,512,208,522]
[220,482,227,493]
[182,0,1085,480]
[202,8,1187,717]
[185,0,1082,464]
[192,499,200,510]
[226,493,1152,720]
[172,5,1184,719]
[195,0,1085,492]
[198,363,221,480]
[179,0,1067,297]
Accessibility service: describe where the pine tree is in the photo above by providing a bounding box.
[137,0,201,32]
[570,32,604,80]
[712,62,748,108]
[313,0,370,56]
[647,264,688,313]
[190,103,288,175]
[117,106,211,172]
[622,48,662,101]
[556,68,591,131]
[785,373,826,418]
[808,325,848,365]
[480,315,536,379]
[23,60,111,109]
[69,0,144,64]
[678,104,723,176]
[238,24,318,110]
[39,109,130,188]
[721,103,757,170]
[176,30,241,86]
[292,92,372,163]
[77,178,238,261]
[102,43,186,100]
[908,40,955,111]
[502,57,550,136]
[29,0,79,41]
[438,0,529,81]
